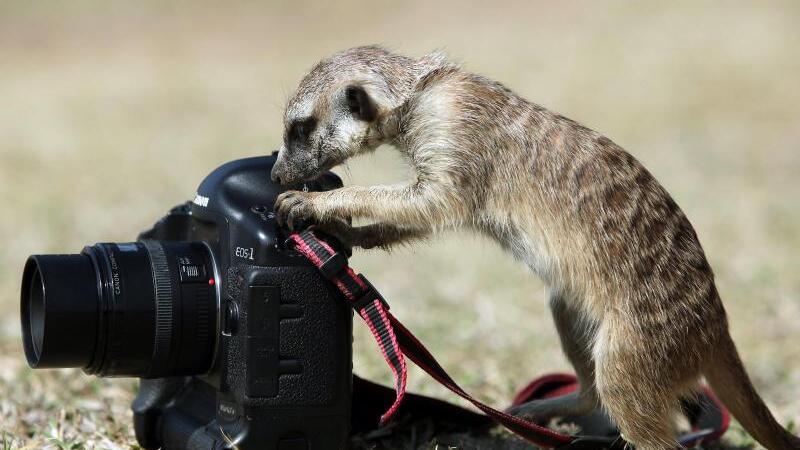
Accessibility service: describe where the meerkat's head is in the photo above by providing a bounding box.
[271,45,444,185]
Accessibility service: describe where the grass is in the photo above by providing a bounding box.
[1,1,798,449]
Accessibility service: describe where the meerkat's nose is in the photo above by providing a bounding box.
[271,147,291,184]
[271,167,282,184]
[270,163,285,184]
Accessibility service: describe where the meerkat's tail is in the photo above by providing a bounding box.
[703,333,800,450]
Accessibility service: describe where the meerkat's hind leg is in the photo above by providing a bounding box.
[508,293,599,423]
[594,328,685,450]
[596,369,682,450]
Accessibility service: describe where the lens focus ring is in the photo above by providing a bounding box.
[142,240,173,371]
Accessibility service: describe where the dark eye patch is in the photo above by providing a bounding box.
[289,117,317,143]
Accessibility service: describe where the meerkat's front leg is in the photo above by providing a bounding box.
[275,182,462,231]
[319,219,429,250]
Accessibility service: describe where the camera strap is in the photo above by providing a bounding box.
[287,230,406,426]
[287,229,573,447]
[287,230,729,449]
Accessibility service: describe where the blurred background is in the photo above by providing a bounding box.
[1,1,798,448]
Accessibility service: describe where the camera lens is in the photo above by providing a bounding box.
[21,254,99,369]
[27,269,45,360]
[20,241,218,378]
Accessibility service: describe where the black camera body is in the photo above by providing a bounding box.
[21,156,353,450]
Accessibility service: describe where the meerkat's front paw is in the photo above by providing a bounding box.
[274,190,319,230]
[316,218,357,246]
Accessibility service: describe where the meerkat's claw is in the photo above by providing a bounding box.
[274,190,317,230]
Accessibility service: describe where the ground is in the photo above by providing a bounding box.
[0,1,798,449]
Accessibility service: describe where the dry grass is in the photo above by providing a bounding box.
[1,1,798,449]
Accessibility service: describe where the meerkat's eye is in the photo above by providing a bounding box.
[289,117,317,142]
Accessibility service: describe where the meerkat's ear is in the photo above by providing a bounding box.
[345,85,378,122]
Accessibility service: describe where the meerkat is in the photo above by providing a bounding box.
[270,46,800,450]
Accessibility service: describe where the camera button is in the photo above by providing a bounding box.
[222,301,239,336]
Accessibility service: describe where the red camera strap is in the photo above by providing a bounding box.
[288,231,407,425]
[288,230,574,447]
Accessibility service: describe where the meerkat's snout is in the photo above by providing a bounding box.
[270,154,286,184]
[270,169,284,185]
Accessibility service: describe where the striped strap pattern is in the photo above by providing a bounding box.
[289,230,406,425]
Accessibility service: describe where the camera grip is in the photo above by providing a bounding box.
[132,378,191,449]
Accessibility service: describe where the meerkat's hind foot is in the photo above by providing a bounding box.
[507,391,597,424]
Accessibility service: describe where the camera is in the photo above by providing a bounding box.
[20,156,353,450]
